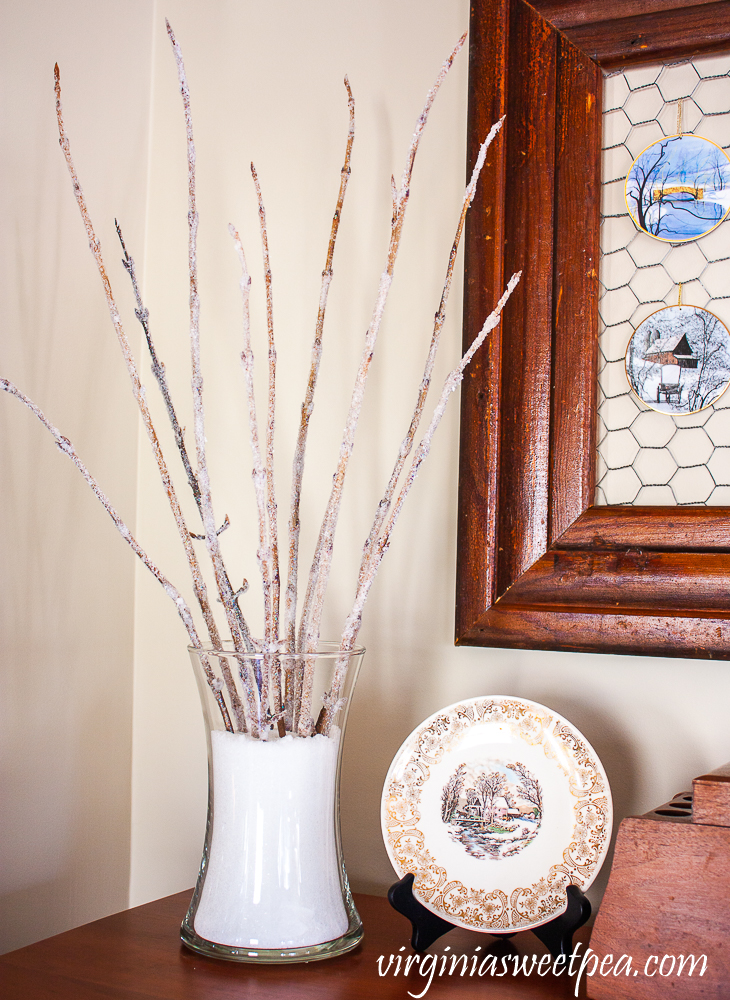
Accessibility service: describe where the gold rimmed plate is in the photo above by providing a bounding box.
[381,696,612,933]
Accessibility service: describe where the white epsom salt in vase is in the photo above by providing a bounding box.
[193,730,347,948]
[182,644,364,963]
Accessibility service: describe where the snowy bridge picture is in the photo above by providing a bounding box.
[626,133,730,241]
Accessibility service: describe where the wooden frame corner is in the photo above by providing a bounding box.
[456,0,730,658]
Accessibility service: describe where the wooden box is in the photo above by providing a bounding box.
[587,764,730,999]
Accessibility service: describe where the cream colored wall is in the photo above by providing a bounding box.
[129,0,477,903]
[0,2,152,952]
[130,0,730,908]
[4,0,730,954]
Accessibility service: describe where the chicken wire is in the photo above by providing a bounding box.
[597,53,730,506]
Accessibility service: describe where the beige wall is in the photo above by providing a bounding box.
[129,0,476,904]
[3,0,730,953]
[0,2,152,952]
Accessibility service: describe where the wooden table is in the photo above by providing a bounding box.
[0,891,591,998]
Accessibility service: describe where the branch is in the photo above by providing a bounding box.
[284,77,356,656]
[54,61,248,732]
[230,225,274,711]
[116,221,255,650]
[115,221,201,508]
[361,117,503,568]
[250,164,281,652]
[166,23,261,732]
[0,378,233,732]
[297,33,467,666]
[319,271,522,733]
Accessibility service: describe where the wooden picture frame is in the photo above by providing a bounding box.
[456,0,730,658]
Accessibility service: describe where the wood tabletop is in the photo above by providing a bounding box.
[0,890,591,999]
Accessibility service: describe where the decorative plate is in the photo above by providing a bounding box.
[381,696,612,933]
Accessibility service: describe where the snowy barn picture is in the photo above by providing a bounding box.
[626,305,730,414]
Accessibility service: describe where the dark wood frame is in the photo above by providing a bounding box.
[456,0,730,658]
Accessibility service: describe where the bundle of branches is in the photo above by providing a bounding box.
[1,23,519,741]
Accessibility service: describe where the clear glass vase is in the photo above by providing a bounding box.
[181,642,365,963]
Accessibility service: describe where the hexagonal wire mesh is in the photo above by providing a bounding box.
[597,53,730,505]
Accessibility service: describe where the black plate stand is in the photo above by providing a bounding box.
[388,873,591,958]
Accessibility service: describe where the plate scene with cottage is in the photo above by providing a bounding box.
[625,134,730,241]
[625,304,730,414]
[440,759,543,860]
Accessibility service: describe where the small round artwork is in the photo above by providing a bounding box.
[625,133,730,242]
[625,304,730,414]
[442,759,543,860]
[381,696,612,933]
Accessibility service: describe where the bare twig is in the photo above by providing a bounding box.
[166,23,260,732]
[115,222,201,507]
[249,165,282,725]
[115,221,254,649]
[34,30,509,743]
[317,271,522,734]
[54,61,248,732]
[250,165,281,655]
[190,514,230,540]
[361,118,503,564]
[297,33,467,688]
[0,378,234,732]
[283,79,356,732]
[284,78,356,658]
[230,225,275,717]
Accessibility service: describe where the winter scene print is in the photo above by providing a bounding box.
[440,760,543,860]
[625,305,730,414]
[625,134,730,241]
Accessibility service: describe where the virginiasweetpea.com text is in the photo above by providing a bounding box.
[377,942,708,997]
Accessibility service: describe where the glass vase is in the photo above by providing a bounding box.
[181,642,365,963]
